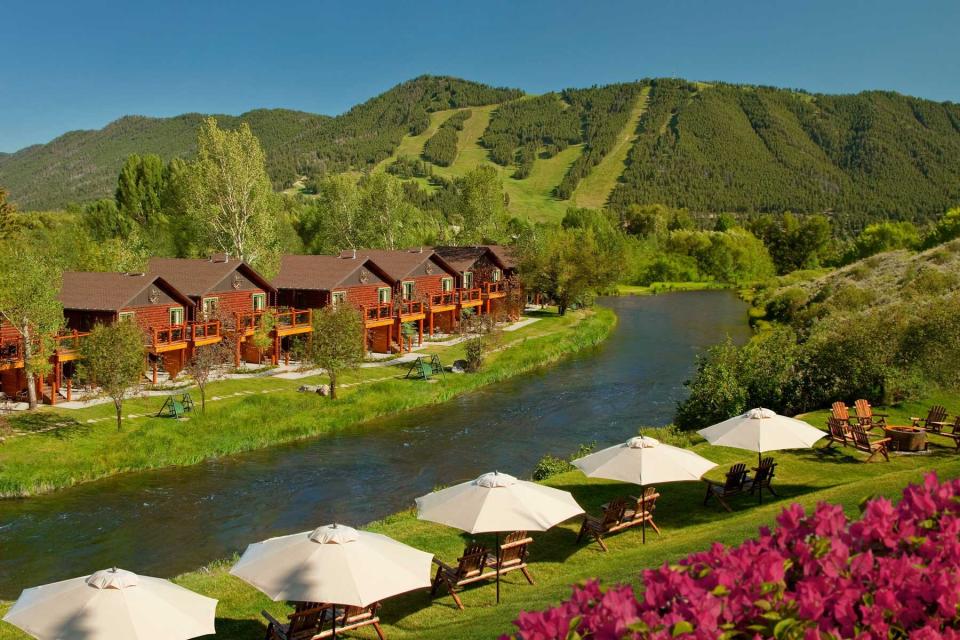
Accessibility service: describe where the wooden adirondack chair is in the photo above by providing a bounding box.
[486,531,534,585]
[624,487,661,542]
[430,544,494,610]
[926,415,960,451]
[831,401,853,426]
[912,405,949,432]
[576,497,630,552]
[314,603,385,640]
[825,417,850,448]
[262,602,326,640]
[849,423,891,462]
[703,463,749,512]
[854,399,887,430]
[745,457,778,499]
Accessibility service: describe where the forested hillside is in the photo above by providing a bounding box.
[3,75,960,226]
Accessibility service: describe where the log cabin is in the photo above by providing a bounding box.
[146,255,304,366]
[59,271,195,385]
[356,249,460,350]
[273,254,396,353]
[433,245,519,320]
[0,321,26,402]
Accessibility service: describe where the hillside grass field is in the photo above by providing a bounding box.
[2,394,955,639]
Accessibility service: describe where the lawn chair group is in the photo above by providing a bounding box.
[703,459,777,511]
[262,602,385,640]
[576,488,661,551]
[430,531,534,610]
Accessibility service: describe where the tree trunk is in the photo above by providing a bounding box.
[199,384,206,412]
[22,324,37,410]
[114,398,123,432]
[329,370,337,400]
[558,303,567,316]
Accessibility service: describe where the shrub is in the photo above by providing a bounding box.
[463,337,485,372]
[530,443,596,480]
[504,473,960,640]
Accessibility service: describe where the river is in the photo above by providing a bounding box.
[0,291,749,598]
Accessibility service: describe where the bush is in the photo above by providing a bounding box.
[531,443,596,481]
[463,337,485,372]
[504,473,960,640]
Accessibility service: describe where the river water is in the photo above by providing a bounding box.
[0,291,749,598]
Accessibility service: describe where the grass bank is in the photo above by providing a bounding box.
[617,281,729,296]
[2,398,955,639]
[0,308,616,497]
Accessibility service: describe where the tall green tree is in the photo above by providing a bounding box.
[0,243,64,409]
[80,321,146,431]
[303,305,365,400]
[458,166,508,243]
[299,174,363,253]
[188,117,280,273]
[358,172,423,250]
[0,187,18,240]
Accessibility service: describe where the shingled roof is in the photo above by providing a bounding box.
[272,255,392,291]
[355,249,457,282]
[147,256,275,298]
[432,246,508,273]
[487,245,518,270]
[59,272,193,312]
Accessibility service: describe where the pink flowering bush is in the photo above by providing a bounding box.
[505,473,960,639]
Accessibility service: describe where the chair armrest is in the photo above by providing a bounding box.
[702,478,722,488]
[432,557,453,570]
[500,538,534,550]
[261,610,284,628]
[872,437,892,445]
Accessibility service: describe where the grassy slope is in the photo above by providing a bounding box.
[2,397,955,639]
[571,87,651,209]
[374,109,465,173]
[0,309,615,497]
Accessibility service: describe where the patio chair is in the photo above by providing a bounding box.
[926,415,960,451]
[576,496,630,552]
[831,401,854,426]
[854,399,887,430]
[824,417,850,448]
[703,463,749,512]
[623,487,661,535]
[262,602,326,640]
[849,424,891,462]
[745,457,778,499]
[485,531,534,585]
[912,405,949,433]
[430,543,494,610]
[314,603,385,640]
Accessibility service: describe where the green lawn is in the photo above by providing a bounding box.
[3,399,954,639]
[617,282,728,296]
[0,309,615,497]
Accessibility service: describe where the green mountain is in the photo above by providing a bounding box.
[3,76,960,226]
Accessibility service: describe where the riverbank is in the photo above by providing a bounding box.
[2,401,954,639]
[0,308,616,498]
[617,281,728,296]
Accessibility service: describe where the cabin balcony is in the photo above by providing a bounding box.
[397,300,425,321]
[188,320,222,346]
[429,292,457,312]
[362,303,395,328]
[149,324,189,353]
[0,337,25,371]
[482,281,507,299]
[53,330,90,362]
[272,307,312,337]
[457,287,483,308]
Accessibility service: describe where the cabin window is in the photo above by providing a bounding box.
[492,268,502,282]
[402,281,415,300]
[377,287,391,304]
[252,293,266,311]
[169,307,184,326]
[118,311,135,322]
[463,272,473,289]
[203,297,219,319]
[331,291,346,306]
[441,277,453,293]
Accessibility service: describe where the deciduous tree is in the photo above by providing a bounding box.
[303,305,364,400]
[79,320,146,431]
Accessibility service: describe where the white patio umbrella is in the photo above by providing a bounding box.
[572,435,717,542]
[230,523,432,637]
[2,568,216,640]
[698,408,826,503]
[415,471,583,603]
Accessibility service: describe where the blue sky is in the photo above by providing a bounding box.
[3,0,957,152]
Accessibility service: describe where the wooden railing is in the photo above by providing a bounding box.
[484,281,506,295]
[457,287,482,303]
[53,330,89,354]
[362,302,394,323]
[188,320,221,341]
[149,324,187,348]
[274,308,311,329]
[397,300,424,316]
[430,292,457,307]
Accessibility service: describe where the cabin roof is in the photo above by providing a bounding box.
[487,245,518,270]
[272,255,392,291]
[356,249,457,282]
[59,272,193,312]
[147,256,276,298]
[432,245,507,273]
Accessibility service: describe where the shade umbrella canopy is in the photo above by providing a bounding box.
[697,408,825,453]
[572,435,717,485]
[2,568,216,640]
[230,524,433,606]
[415,471,584,534]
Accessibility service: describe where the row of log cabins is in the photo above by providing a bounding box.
[0,246,517,405]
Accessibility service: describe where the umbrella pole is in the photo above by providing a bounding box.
[757,451,763,505]
[496,532,501,604]
[641,484,646,544]
[332,603,337,639]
